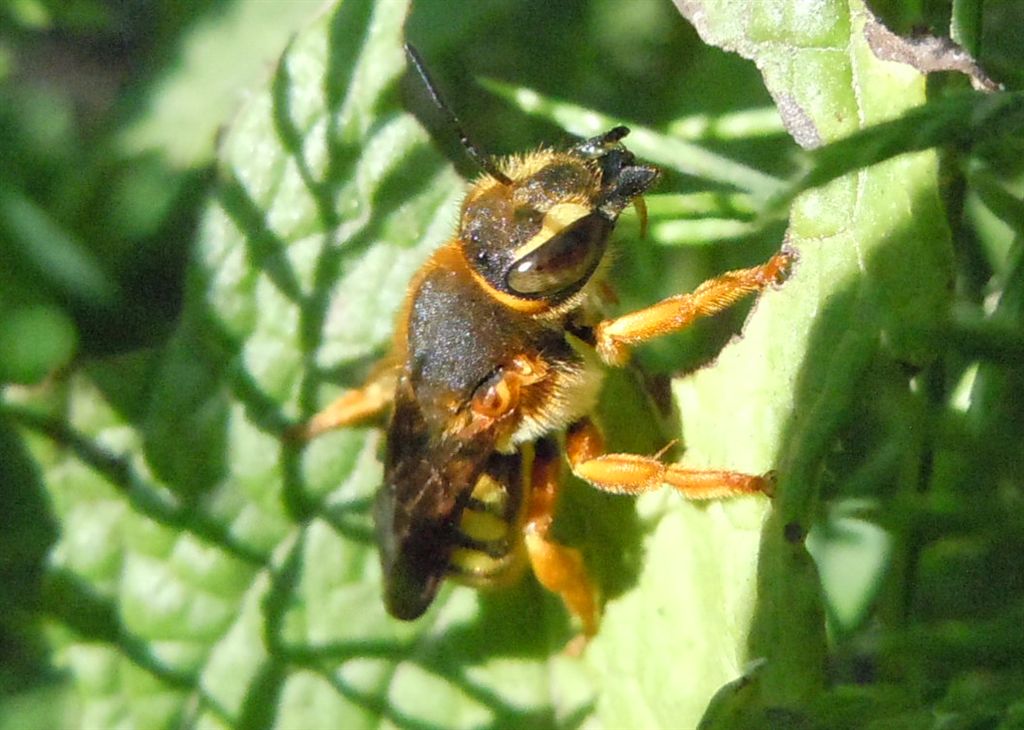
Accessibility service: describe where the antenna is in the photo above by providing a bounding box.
[404,42,512,186]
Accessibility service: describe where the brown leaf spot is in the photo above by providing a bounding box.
[863,9,1001,92]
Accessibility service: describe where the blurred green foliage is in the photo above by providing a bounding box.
[1,0,1023,727]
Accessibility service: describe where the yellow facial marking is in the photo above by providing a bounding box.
[511,202,591,261]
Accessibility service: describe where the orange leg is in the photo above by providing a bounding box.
[290,365,397,440]
[566,418,773,499]
[522,438,600,645]
[594,248,794,366]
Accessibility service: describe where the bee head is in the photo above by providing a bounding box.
[460,127,659,305]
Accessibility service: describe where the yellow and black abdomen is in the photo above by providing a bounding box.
[448,445,533,587]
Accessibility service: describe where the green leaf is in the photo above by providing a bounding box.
[5,0,986,726]
[671,0,955,720]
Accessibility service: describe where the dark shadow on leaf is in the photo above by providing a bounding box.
[318,491,376,545]
[271,45,340,232]
[262,528,305,653]
[324,0,377,139]
[322,514,376,546]
[42,567,195,689]
[217,175,304,305]
[280,443,316,522]
[308,642,590,730]
[226,359,296,437]
[236,659,288,730]
[430,578,566,660]
[0,417,59,694]
[3,400,266,566]
[83,349,163,424]
[307,353,388,388]
[142,321,231,502]
[317,668,450,730]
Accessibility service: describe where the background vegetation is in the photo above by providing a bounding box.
[1,0,1023,727]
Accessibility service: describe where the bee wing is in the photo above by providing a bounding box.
[375,378,498,620]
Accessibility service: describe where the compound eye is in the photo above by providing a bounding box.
[506,212,611,298]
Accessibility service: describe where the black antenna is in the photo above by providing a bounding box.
[404,42,512,185]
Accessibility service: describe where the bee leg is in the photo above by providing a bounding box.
[523,438,600,647]
[289,365,397,440]
[566,418,773,499]
[594,248,794,366]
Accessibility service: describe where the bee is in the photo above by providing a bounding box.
[296,45,793,641]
